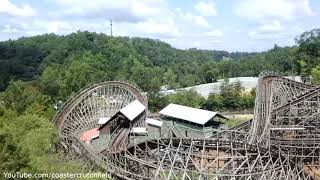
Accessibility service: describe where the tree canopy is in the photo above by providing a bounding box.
[0,31,304,96]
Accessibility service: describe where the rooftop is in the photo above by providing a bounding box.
[98,117,110,124]
[146,118,163,127]
[80,128,99,142]
[120,100,146,121]
[159,103,226,125]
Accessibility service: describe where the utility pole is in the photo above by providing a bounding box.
[110,20,113,36]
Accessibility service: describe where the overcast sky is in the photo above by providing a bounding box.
[0,0,319,52]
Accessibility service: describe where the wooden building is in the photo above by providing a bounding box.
[159,103,228,138]
[145,118,163,138]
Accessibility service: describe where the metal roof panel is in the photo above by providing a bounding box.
[159,103,219,125]
[120,100,146,121]
[146,118,163,127]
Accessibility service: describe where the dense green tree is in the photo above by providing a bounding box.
[201,80,255,111]
[0,43,44,90]
[179,74,200,87]
[296,29,320,63]
[296,28,320,76]
[0,81,53,115]
[0,31,303,94]
[311,65,320,84]
[220,80,241,110]
[167,90,205,108]
[0,108,85,175]
[163,69,179,89]
[202,94,223,111]
[147,92,169,112]
[0,81,86,175]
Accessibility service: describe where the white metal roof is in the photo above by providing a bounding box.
[98,117,110,124]
[146,118,163,127]
[120,100,146,121]
[131,127,147,134]
[159,103,222,125]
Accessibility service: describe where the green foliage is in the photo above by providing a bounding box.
[202,80,255,111]
[296,60,308,76]
[220,80,242,110]
[0,109,86,175]
[311,65,320,84]
[202,94,223,111]
[296,28,320,74]
[0,109,28,173]
[56,51,108,98]
[167,90,205,108]
[0,31,304,96]
[225,118,247,128]
[148,92,169,112]
[296,29,320,60]
[0,42,44,90]
[0,81,53,115]
[163,69,179,89]
[0,81,88,176]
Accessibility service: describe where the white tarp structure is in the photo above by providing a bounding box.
[120,100,146,121]
[161,76,303,98]
[146,118,163,127]
[159,103,227,125]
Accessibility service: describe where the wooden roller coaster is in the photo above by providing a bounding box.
[54,73,320,179]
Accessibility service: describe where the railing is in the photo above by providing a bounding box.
[163,121,184,137]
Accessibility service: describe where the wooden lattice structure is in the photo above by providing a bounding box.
[54,76,320,179]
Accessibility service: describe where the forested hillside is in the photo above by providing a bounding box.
[0,31,298,94]
[1,28,320,176]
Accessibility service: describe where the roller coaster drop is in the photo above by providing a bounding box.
[54,74,320,179]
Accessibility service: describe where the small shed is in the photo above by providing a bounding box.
[98,100,147,149]
[146,118,163,138]
[129,127,148,144]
